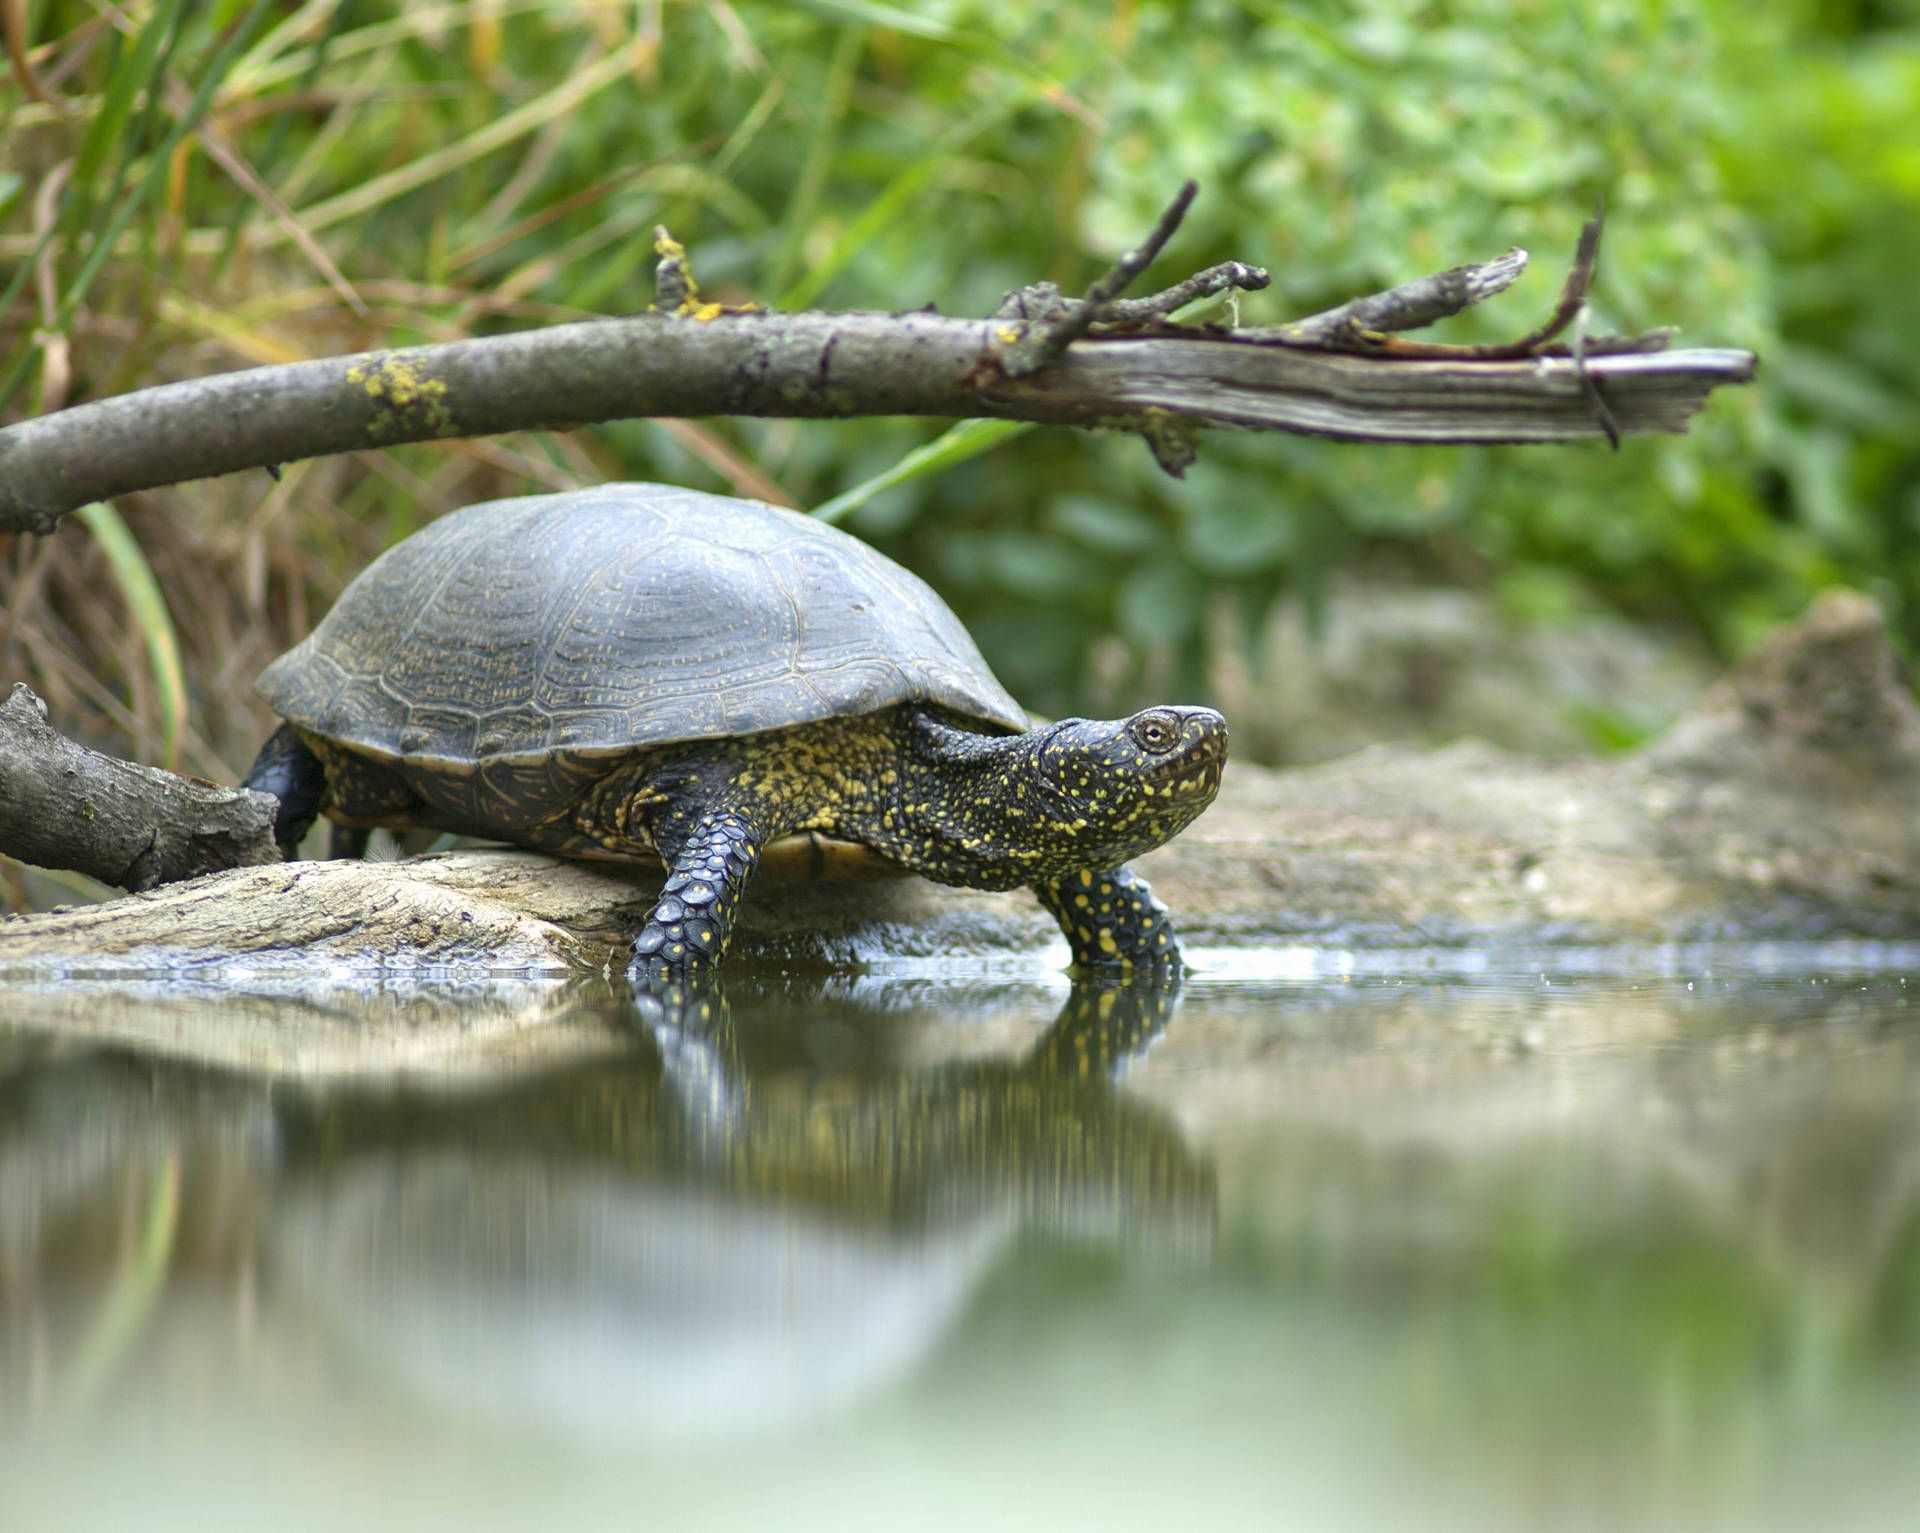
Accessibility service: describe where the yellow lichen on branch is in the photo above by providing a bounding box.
[651,225,753,321]
[344,353,456,441]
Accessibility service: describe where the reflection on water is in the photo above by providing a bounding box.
[270,976,1207,1440]
[2,956,1920,1530]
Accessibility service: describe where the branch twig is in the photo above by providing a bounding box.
[1103,261,1271,323]
[999,179,1199,377]
[994,260,1272,327]
[1262,205,1614,361]
[1268,248,1530,346]
[1235,204,1632,446]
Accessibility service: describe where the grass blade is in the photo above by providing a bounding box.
[236,0,566,94]
[812,418,1034,526]
[282,38,647,238]
[777,90,1027,311]
[777,0,954,42]
[767,23,863,303]
[56,1152,181,1418]
[76,502,189,772]
[0,0,272,413]
[69,0,180,208]
[777,0,1097,124]
[0,0,187,383]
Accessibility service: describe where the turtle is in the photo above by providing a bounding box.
[240,483,1228,978]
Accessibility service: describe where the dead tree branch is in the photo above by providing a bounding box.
[0,193,1760,902]
[0,684,280,891]
[0,311,1755,534]
[0,195,1753,535]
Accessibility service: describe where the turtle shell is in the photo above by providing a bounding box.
[257,484,1027,831]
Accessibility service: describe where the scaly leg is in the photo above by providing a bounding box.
[1034,863,1180,974]
[629,807,766,982]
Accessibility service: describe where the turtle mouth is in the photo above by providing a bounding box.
[1150,754,1224,801]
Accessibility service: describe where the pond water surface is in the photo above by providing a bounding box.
[3,946,1919,1532]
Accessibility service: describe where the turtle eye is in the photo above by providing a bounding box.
[1129,712,1178,753]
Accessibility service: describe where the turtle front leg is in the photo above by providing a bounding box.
[1035,864,1181,974]
[629,807,767,981]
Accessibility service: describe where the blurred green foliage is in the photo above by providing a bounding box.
[1,0,1915,740]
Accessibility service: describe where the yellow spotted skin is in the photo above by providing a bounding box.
[1033,866,1178,975]
[584,702,1226,980]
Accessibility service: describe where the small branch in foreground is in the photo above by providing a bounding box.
[0,685,280,891]
[1238,205,1626,446]
[1103,261,1271,323]
[994,261,1273,328]
[1569,308,1624,449]
[1494,202,1607,358]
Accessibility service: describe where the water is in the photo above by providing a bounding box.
[3,948,1919,1531]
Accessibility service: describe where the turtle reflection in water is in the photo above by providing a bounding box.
[242,484,1227,978]
[272,975,1213,1439]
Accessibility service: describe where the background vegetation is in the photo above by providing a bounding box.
[2,0,1917,901]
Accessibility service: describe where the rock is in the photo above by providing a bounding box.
[0,590,1915,974]
[1643,587,1920,777]
[1632,588,1920,916]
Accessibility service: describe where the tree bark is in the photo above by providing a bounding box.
[0,684,279,891]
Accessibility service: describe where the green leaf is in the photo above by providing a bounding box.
[1776,425,1872,556]
[1175,463,1297,574]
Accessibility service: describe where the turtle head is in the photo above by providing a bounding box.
[1025,704,1228,869]
[898,703,1227,888]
